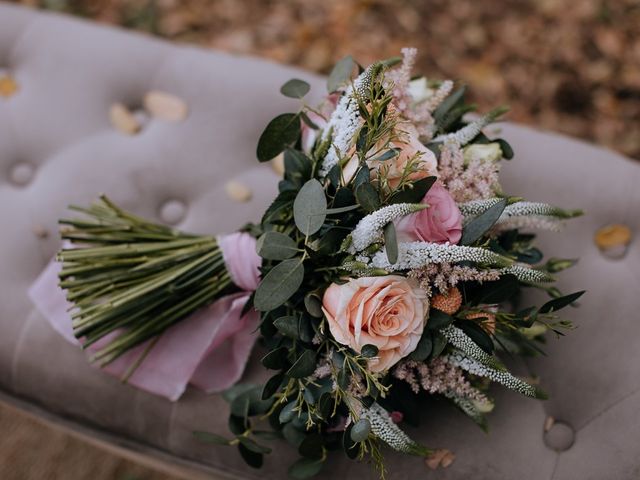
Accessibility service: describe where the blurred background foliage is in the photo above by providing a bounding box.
[9,0,640,159]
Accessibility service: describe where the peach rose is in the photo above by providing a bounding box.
[368,122,438,189]
[322,276,427,372]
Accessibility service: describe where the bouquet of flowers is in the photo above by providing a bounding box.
[47,49,584,478]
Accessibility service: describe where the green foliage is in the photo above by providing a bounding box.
[254,258,305,311]
[281,79,311,98]
[256,231,299,260]
[460,198,507,245]
[257,113,301,162]
[327,55,355,92]
[293,179,327,235]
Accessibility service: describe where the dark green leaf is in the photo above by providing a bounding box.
[255,258,304,311]
[478,274,519,304]
[222,383,258,404]
[279,401,298,424]
[383,222,398,264]
[350,419,371,442]
[261,346,289,369]
[288,457,324,479]
[230,387,272,418]
[355,183,380,212]
[274,316,300,339]
[371,149,399,162]
[282,423,306,447]
[262,373,285,400]
[324,204,360,214]
[256,231,299,260]
[238,442,263,468]
[300,111,319,129]
[228,415,246,435]
[304,293,323,318]
[293,179,327,236]
[317,392,333,420]
[429,332,448,359]
[193,431,230,445]
[434,86,466,125]
[287,350,317,378]
[352,164,370,189]
[496,138,514,159]
[314,227,348,256]
[408,332,433,361]
[299,433,324,459]
[284,149,313,187]
[257,113,301,162]
[540,290,585,314]
[388,176,436,204]
[458,320,494,354]
[361,344,379,358]
[342,425,359,459]
[427,310,455,330]
[238,436,272,454]
[460,199,507,245]
[328,56,355,92]
[280,78,311,98]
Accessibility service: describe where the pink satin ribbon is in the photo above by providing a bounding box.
[28,232,261,401]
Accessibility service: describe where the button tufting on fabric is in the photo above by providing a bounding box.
[144,91,188,121]
[225,180,253,203]
[9,162,35,186]
[543,421,575,452]
[594,224,632,259]
[0,71,19,98]
[159,199,187,225]
[109,103,142,135]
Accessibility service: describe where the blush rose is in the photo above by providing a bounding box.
[395,182,463,244]
[322,276,427,372]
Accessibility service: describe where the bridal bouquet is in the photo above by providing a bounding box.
[40,49,584,478]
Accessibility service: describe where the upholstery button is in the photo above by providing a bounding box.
[594,224,632,259]
[159,199,187,225]
[9,162,35,186]
[0,72,19,98]
[144,91,188,121]
[109,103,142,135]
[543,420,575,452]
[225,180,253,203]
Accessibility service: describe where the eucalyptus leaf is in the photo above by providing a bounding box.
[371,149,399,162]
[427,310,455,330]
[256,231,299,260]
[279,401,298,424]
[383,222,398,264]
[298,433,324,459]
[304,293,323,318]
[254,258,304,311]
[287,349,317,378]
[257,113,301,162]
[261,346,289,369]
[434,86,466,126]
[288,457,324,479]
[262,373,284,400]
[350,419,371,443]
[294,179,327,236]
[342,425,359,459]
[460,198,507,245]
[496,138,514,159]
[361,344,379,358]
[356,183,380,212]
[238,442,263,468]
[408,332,433,361]
[280,78,311,98]
[430,332,448,359]
[328,56,355,92]
[274,316,300,339]
[238,436,272,454]
[458,320,494,354]
[283,423,306,447]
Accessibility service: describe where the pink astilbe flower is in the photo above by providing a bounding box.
[393,358,488,403]
[386,47,438,139]
[408,263,501,297]
[438,140,501,203]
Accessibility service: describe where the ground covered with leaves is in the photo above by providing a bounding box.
[12,0,640,159]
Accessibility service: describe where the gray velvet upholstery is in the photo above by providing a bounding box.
[1,4,639,479]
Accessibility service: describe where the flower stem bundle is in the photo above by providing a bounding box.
[57,196,234,367]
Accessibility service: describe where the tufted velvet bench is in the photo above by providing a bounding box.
[1,4,639,479]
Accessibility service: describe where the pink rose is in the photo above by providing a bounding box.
[322,276,426,372]
[395,182,463,244]
[368,122,438,189]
